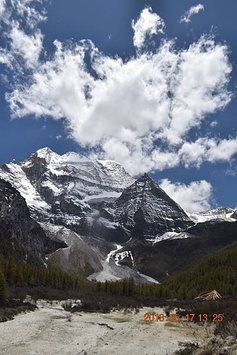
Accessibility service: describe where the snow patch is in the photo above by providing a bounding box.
[106,244,123,263]
[188,208,236,223]
[146,231,190,244]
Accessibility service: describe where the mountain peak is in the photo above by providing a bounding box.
[36,147,55,157]
[29,147,62,165]
[115,172,193,239]
[138,173,153,182]
[132,173,157,193]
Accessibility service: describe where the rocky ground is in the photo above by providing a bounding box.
[0,300,215,355]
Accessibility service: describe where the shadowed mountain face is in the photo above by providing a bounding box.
[0,149,193,244]
[114,220,237,279]
[0,148,236,283]
[0,148,134,228]
[114,173,194,240]
[0,179,66,265]
[78,173,194,244]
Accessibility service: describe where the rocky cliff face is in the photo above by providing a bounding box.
[118,220,237,279]
[0,148,134,227]
[0,149,194,245]
[3,148,235,283]
[114,173,193,240]
[0,179,65,264]
[41,223,103,275]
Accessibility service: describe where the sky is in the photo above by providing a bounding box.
[0,0,237,213]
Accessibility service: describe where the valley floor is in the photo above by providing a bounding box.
[0,301,213,355]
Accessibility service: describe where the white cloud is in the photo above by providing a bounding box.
[179,137,237,167]
[0,48,12,66]
[0,0,45,76]
[0,0,5,18]
[9,26,43,68]
[210,120,218,127]
[180,4,204,24]
[160,179,212,213]
[10,0,46,29]
[132,7,165,49]
[6,32,232,175]
[1,7,235,176]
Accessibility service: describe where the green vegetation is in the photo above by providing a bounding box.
[160,242,237,299]
[0,242,236,304]
[0,269,7,301]
[0,255,90,302]
[96,242,237,299]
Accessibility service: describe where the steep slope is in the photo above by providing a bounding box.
[0,179,65,265]
[41,223,103,275]
[0,149,193,244]
[2,148,236,284]
[0,148,134,226]
[114,173,193,240]
[161,242,237,298]
[115,220,237,279]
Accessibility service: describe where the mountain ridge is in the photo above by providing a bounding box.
[0,178,65,265]
[0,147,236,282]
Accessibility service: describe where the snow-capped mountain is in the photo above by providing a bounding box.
[1,147,235,283]
[0,148,195,281]
[0,147,134,225]
[188,207,237,223]
[0,148,193,244]
[113,173,193,240]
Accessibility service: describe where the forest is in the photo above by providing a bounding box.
[0,242,236,302]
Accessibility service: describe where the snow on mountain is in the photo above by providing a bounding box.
[146,231,191,244]
[87,243,159,284]
[4,147,235,283]
[114,173,194,240]
[98,159,135,189]
[0,148,134,224]
[0,178,65,264]
[188,207,237,223]
[0,162,50,211]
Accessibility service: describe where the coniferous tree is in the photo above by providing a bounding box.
[0,269,7,301]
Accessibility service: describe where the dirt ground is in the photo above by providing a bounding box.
[0,301,214,355]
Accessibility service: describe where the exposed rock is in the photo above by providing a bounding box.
[41,223,103,275]
[114,173,193,241]
[225,336,236,346]
[231,210,237,220]
[0,178,65,264]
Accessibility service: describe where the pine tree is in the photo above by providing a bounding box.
[0,269,7,301]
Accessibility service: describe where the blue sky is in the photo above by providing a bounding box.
[0,0,237,212]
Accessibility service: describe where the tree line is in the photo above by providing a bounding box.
[0,255,90,301]
[94,243,237,299]
[0,242,236,302]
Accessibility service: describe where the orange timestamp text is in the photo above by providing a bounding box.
[144,312,224,323]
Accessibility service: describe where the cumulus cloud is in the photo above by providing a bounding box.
[132,7,165,49]
[1,6,235,176]
[179,137,237,167]
[9,0,46,28]
[180,4,204,23]
[0,0,45,72]
[9,26,43,68]
[6,32,232,175]
[160,179,212,213]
